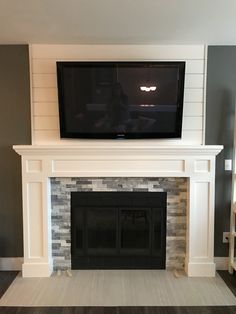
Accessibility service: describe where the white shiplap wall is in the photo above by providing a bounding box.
[30,44,206,145]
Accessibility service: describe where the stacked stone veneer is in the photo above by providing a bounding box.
[51,177,188,271]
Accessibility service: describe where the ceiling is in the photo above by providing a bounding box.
[0,0,236,44]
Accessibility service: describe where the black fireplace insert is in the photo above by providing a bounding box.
[71,192,166,269]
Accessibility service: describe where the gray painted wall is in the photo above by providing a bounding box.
[206,46,236,257]
[0,45,234,259]
[0,45,31,257]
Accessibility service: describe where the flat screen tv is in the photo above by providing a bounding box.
[57,61,185,139]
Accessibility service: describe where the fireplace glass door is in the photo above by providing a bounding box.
[120,208,150,251]
[87,207,117,253]
[71,192,166,269]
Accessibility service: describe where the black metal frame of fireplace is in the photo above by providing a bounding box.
[71,192,167,269]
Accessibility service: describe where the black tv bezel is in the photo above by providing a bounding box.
[56,61,185,139]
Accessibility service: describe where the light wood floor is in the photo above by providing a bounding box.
[0,270,236,307]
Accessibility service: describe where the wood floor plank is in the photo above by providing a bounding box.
[0,272,18,298]
[218,271,236,297]
[0,307,236,314]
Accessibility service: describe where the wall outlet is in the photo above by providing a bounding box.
[225,159,232,171]
[223,232,230,243]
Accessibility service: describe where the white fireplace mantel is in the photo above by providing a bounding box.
[13,143,223,277]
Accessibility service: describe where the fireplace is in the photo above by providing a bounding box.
[13,144,223,277]
[51,177,187,271]
[70,191,167,269]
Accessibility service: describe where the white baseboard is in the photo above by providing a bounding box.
[214,257,228,270]
[0,257,23,271]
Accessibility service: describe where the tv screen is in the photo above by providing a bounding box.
[57,61,185,139]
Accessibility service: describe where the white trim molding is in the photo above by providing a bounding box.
[13,143,222,157]
[13,143,223,277]
[214,257,229,270]
[0,257,23,271]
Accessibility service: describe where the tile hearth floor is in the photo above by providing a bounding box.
[0,270,236,307]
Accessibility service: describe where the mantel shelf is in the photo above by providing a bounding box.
[13,144,223,157]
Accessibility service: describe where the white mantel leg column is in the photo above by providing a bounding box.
[186,158,216,277]
[21,157,53,277]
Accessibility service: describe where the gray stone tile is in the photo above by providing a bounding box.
[51,177,187,271]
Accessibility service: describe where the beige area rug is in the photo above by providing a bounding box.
[0,270,236,307]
